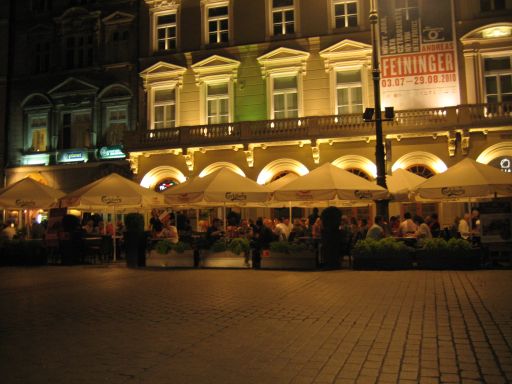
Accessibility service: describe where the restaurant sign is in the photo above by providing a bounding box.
[378,0,460,109]
[56,149,88,163]
[97,145,126,160]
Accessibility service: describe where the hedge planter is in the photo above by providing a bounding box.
[415,238,481,270]
[351,238,414,270]
[146,249,195,268]
[261,250,317,270]
[201,250,251,268]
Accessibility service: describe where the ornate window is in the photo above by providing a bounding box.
[273,76,298,119]
[156,12,177,50]
[207,82,229,124]
[336,70,363,114]
[60,111,92,149]
[28,115,48,152]
[407,164,434,178]
[65,33,94,69]
[480,0,509,12]
[153,88,176,129]
[155,178,179,192]
[204,1,229,44]
[484,56,512,104]
[271,0,295,36]
[332,0,358,28]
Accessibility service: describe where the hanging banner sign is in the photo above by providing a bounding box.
[378,0,460,110]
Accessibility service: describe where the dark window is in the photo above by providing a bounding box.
[62,113,72,149]
[407,165,434,178]
[481,0,506,11]
[346,168,371,180]
[31,0,52,13]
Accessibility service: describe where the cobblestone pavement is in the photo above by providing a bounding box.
[1,267,511,384]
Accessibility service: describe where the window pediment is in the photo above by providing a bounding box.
[102,11,135,25]
[145,0,181,9]
[257,47,309,78]
[48,77,99,96]
[27,24,53,35]
[191,54,240,84]
[140,62,187,90]
[320,39,372,71]
[21,93,52,110]
[461,23,512,45]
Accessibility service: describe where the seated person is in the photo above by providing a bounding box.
[413,215,432,247]
[206,218,224,247]
[366,216,385,240]
[158,221,179,244]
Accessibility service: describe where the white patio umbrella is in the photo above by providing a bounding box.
[414,158,512,200]
[273,162,389,202]
[386,168,427,201]
[60,173,165,260]
[164,168,272,229]
[0,177,64,209]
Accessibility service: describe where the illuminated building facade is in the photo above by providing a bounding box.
[4,0,512,223]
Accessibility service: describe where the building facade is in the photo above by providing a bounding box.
[4,0,512,223]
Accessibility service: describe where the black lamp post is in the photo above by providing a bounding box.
[368,0,390,219]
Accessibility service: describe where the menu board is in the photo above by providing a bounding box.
[378,0,460,110]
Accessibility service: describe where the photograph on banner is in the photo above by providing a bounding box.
[378,0,460,110]
[478,200,512,243]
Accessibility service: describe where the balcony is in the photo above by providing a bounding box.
[123,103,512,152]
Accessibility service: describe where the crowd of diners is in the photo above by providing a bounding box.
[146,207,482,255]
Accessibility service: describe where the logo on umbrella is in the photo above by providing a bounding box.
[15,199,36,207]
[225,192,247,201]
[101,195,122,204]
[441,187,465,197]
[354,190,373,199]
[296,191,313,200]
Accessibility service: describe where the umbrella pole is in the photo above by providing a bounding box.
[289,201,292,222]
[112,206,117,262]
[196,208,199,231]
[223,203,227,231]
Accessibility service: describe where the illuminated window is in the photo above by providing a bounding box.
[407,164,434,178]
[207,82,229,124]
[206,3,229,44]
[61,111,91,149]
[480,0,508,12]
[153,88,175,129]
[273,76,298,119]
[346,168,371,180]
[333,0,358,28]
[272,0,295,36]
[336,70,363,114]
[156,12,177,51]
[28,115,48,152]
[155,178,179,192]
[484,56,512,105]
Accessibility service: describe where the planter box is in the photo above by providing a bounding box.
[202,251,251,268]
[146,249,195,268]
[261,251,317,270]
[416,249,481,270]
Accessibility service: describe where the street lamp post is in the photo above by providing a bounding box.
[369,0,389,219]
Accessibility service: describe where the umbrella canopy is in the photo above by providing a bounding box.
[60,173,165,210]
[273,162,389,202]
[164,168,272,205]
[0,177,65,209]
[414,157,512,200]
[386,168,427,201]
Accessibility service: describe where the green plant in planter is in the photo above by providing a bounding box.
[227,238,250,255]
[210,239,228,253]
[155,240,190,254]
[270,241,309,254]
[422,238,449,255]
[447,238,472,256]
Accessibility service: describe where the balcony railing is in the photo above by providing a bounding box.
[124,102,512,152]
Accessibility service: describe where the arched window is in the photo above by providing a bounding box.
[271,170,294,182]
[407,164,434,178]
[346,167,371,180]
[154,178,179,192]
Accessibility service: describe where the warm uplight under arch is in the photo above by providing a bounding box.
[392,151,447,174]
[256,158,309,184]
[331,155,377,178]
[476,142,512,164]
[198,162,245,178]
[140,166,187,189]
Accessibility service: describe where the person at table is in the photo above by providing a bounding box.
[366,216,386,240]
[290,218,306,240]
[149,210,163,235]
[471,209,481,244]
[238,219,253,239]
[413,215,432,247]
[458,213,471,240]
[158,221,179,244]
[428,213,441,238]
[389,216,400,237]
[83,219,95,234]
[274,217,290,241]
[308,208,319,227]
[0,222,16,240]
[206,218,224,247]
[398,212,417,237]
